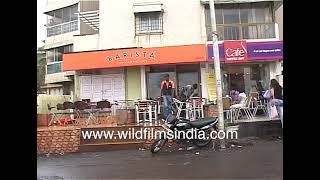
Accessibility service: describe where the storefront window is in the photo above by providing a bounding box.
[147,72,176,99]
[147,64,200,99]
[221,64,270,96]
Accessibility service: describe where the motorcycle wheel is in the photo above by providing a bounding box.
[150,138,167,153]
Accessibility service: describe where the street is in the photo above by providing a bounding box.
[37,138,283,179]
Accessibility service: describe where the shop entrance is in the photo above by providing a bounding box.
[146,64,200,100]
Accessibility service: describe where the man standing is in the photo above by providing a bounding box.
[160,74,175,119]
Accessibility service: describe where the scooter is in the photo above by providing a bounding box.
[150,114,218,153]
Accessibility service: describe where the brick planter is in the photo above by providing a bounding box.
[37,126,81,154]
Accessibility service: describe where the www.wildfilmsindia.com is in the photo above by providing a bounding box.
[81,128,238,140]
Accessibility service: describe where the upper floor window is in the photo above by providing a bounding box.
[135,12,163,35]
[46,45,73,63]
[46,4,78,37]
[205,2,275,41]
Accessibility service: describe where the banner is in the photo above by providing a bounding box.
[206,72,217,102]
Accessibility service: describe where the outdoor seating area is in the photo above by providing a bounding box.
[44,92,275,128]
[47,100,113,126]
[224,91,272,123]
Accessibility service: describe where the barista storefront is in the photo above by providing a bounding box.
[63,44,208,102]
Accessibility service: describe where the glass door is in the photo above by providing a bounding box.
[147,72,176,99]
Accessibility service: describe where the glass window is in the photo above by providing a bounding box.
[224,26,240,40]
[47,62,62,74]
[215,9,223,24]
[223,4,240,24]
[54,9,63,24]
[46,45,73,64]
[135,12,163,35]
[177,72,199,96]
[47,12,55,26]
[240,4,254,23]
[205,2,274,41]
[63,8,70,22]
[56,46,64,62]
[150,14,160,30]
[70,4,78,21]
[46,49,55,63]
[252,2,272,23]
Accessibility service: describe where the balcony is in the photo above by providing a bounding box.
[206,23,277,41]
[47,20,79,37]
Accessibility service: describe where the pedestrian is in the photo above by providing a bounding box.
[160,74,175,120]
[269,79,283,127]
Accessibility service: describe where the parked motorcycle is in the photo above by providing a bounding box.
[150,114,218,153]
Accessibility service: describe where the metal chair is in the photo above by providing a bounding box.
[187,97,205,121]
[135,100,154,123]
[48,102,78,126]
[173,98,189,119]
[236,96,254,120]
[250,92,268,117]
[47,103,64,126]
[74,101,98,125]
[222,97,233,122]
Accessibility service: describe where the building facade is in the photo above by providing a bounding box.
[44,0,283,103]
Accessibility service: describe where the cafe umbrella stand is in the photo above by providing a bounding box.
[209,0,226,149]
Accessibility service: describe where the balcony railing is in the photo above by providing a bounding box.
[206,23,276,41]
[47,20,78,37]
[47,62,62,74]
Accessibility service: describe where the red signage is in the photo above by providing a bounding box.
[224,41,248,63]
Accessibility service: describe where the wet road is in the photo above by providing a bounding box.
[37,139,282,179]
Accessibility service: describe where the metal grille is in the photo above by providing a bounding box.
[135,12,163,35]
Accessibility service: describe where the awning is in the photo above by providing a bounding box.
[133,2,163,13]
[44,1,79,14]
[63,44,207,71]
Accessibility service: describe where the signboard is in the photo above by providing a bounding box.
[223,41,248,63]
[206,72,217,102]
[63,44,207,71]
[207,41,283,62]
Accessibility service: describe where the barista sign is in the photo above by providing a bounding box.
[224,41,248,63]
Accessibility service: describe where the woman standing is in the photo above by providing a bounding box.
[270,79,283,127]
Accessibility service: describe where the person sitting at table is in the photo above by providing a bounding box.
[230,89,240,104]
[230,92,247,108]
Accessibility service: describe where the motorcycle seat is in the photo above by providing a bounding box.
[189,117,218,128]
